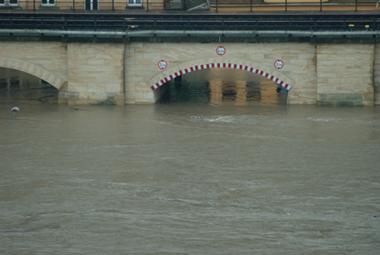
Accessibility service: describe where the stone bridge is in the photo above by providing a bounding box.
[0,41,379,105]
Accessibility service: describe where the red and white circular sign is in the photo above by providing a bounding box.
[274,59,284,70]
[157,60,168,71]
[216,45,226,56]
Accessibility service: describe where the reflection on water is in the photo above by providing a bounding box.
[0,102,379,254]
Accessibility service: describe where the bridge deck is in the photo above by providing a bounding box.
[0,12,379,31]
[0,11,379,42]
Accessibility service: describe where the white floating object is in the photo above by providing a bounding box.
[10,106,20,112]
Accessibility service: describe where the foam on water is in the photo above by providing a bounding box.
[190,115,235,123]
[307,117,340,123]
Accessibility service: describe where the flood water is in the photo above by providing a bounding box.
[0,102,380,254]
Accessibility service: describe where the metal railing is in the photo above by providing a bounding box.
[208,0,380,12]
[0,0,379,12]
[0,0,168,12]
[0,12,378,32]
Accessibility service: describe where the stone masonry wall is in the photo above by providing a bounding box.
[125,42,317,104]
[0,41,377,106]
[316,44,374,106]
[64,43,125,105]
[374,44,380,105]
[0,42,67,89]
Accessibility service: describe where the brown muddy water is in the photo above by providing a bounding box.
[0,102,379,255]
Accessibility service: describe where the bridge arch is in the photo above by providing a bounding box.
[0,57,66,89]
[151,63,292,91]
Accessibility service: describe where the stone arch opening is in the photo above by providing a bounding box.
[151,63,291,104]
[0,58,66,90]
[0,67,59,103]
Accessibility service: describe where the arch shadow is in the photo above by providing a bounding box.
[151,63,291,91]
[0,57,66,89]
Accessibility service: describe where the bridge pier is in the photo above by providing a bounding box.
[62,43,125,105]
[317,44,374,106]
[209,80,223,105]
[375,44,380,105]
[235,81,247,106]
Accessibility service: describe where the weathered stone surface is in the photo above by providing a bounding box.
[317,44,374,106]
[374,44,380,105]
[235,80,247,106]
[318,93,364,106]
[209,80,223,105]
[0,42,67,89]
[126,42,317,104]
[0,41,378,106]
[65,43,125,105]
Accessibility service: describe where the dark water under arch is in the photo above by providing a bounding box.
[156,68,288,105]
[0,67,58,104]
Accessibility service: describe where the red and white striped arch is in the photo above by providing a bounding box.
[151,63,291,91]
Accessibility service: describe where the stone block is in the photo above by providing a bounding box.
[125,42,316,104]
[317,44,374,106]
[318,93,364,106]
[67,43,124,105]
